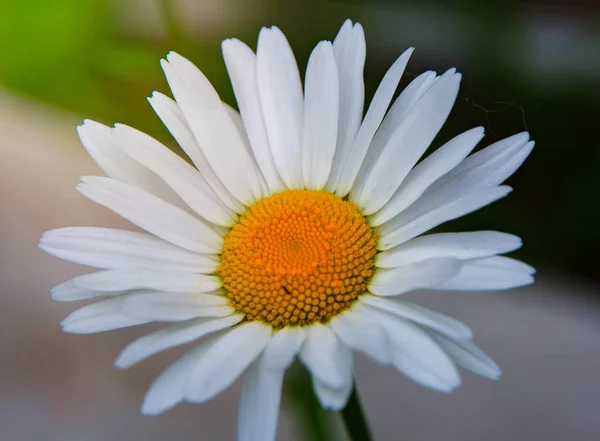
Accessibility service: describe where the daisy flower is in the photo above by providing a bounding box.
[39,19,534,441]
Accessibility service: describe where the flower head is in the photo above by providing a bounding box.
[39,19,534,441]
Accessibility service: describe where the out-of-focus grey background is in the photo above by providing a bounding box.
[1,0,599,440]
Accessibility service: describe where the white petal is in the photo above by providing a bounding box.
[427,132,533,198]
[368,257,462,296]
[435,256,535,291]
[142,333,225,415]
[222,104,271,197]
[329,303,392,365]
[371,127,484,226]
[148,92,244,213]
[51,286,122,302]
[238,327,304,441]
[351,69,462,214]
[122,291,234,321]
[326,20,365,193]
[76,120,187,209]
[363,306,461,391]
[53,268,221,297]
[113,124,236,226]
[262,327,305,370]
[360,295,472,340]
[302,40,339,190]
[77,176,222,254]
[257,26,304,188]
[185,322,272,403]
[353,71,437,193]
[427,332,501,379]
[312,374,353,411]
[115,314,243,369]
[60,295,150,334]
[379,185,513,250]
[299,323,352,389]
[238,359,285,441]
[161,52,263,204]
[376,231,522,268]
[222,39,285,194]
[431,132,534,194]
[39,227,218,272]
[477,255,535,274]
[376,70,438,137]
[332,48,414,196]
[51,270,221,302]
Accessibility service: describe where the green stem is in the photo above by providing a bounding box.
[341,382,373,441]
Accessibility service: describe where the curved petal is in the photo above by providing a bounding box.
[426,331,501,380]
[52,269,221,301]
[299,323,352,389]
[39,227,218,272]
[351,70,437,199]
[222,104,270,196]
[77,176,223,254]
[368,257,462,296]
[360,295,472,340]
[435,256,535,291]
[238,327,304,441]
[238,359,285,441]
[363,306,461,391]
[113,124,236,226]
[371,127,484,226]
[302,40,339,190]
[376,231,522,268]
[257,26,304,189]
[312,374,353,411]
[222,38,285,194]
[76,120,187,209]
[142,332,227,415]
[185,322,272,403]
[148,92,244,213]
[115,314,243,369]
[371,70,437,147]
[429,132,533,197]
[351,69,462,214]
[121,291,234,321]
[329,303,392,365]
[262,327,306,370]
[60,295,150,334]
[161,52,264,204]
[378,185,513,250]
[332,48,414,196]
[326,20,365,193]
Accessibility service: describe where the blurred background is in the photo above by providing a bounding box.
[1,0,599,440]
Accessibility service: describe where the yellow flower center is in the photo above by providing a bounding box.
[218,190,377,327]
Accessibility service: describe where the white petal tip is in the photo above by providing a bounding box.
[141,391,180,416]
[50,292,69,302]
[141,402,168,416]
[166,50,179,60]
[114,355,133,370]
[221,38,239,49]
[60,323,84,334]
[159,58,170,70]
